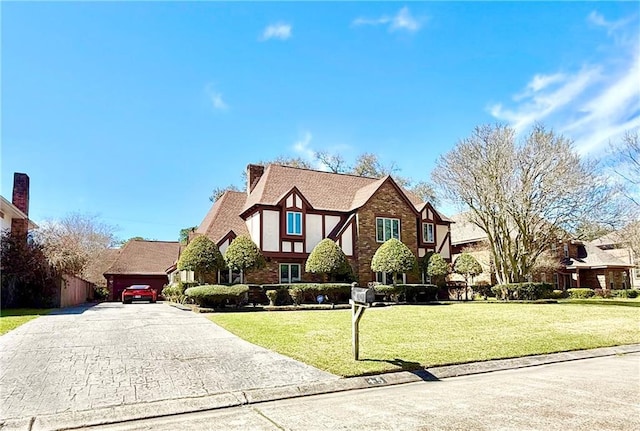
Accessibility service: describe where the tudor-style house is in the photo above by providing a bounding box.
[195,164,453,285]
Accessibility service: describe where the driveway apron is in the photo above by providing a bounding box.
[0,303,336,421]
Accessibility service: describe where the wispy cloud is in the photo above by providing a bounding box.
[352,7,423,33]
[260,23,292,41]
[587,10,634,35]
[205,84,228,111]
[293,131,315,159]
[489,11,639,155]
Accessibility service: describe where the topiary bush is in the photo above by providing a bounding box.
[305,239,351,281]
[567,288,595,299]
[284,283,352,304]
[265,289,278,306]
[224,235,265,282]
[371,238,417,285]
[178,236,225,284]
[184,284,249,308]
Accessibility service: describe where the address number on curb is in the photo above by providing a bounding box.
[365,376,387,385]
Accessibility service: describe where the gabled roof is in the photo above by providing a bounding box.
[241,165,428,214]
[450,212,488,245]
[564,242,634,269]
[104,240,181,276]
[195,191,249,242]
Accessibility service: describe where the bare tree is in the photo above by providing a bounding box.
[314,151,348,173]
[209,184,241,202]
[609,131,640,207]
[36,213,118,277]
[432,123,621,284]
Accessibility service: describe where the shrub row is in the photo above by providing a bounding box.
[162,281,198,303]
[373,284,439,302]
[184,284,249,307]
[265,283,352,305]
[566,288,595,299]
[492,283,553,301]
[612,289,639,299]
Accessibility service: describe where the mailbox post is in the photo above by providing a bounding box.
[350,285,375,360]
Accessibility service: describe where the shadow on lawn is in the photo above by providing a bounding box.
[360,358,439,381]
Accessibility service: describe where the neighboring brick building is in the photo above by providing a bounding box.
[450,212,635,289]
[104,240,181,300]
[195,164,453,285]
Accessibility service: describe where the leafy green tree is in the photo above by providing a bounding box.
[371,238,417,285]
[223,235,265,283]
[453,253,483,300]
[305,239,349,281]
[177,235,225,284]
[427,252,449,287]
[179,226,197,244]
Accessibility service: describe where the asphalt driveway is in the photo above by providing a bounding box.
[0,302,336,421]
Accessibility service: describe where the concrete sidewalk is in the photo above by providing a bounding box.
[3,338,638,431]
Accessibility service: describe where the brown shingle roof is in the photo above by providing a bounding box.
[450,212,489,245]
[195,191,249,242]
[242,165,432,213]
[104,240,181,275]
[243,165,380,212]
[565,242,634,269]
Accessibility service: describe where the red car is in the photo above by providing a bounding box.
[122,285,157,304]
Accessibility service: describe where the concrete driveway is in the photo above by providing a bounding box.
[0,302,336,421]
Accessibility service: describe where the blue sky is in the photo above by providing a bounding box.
[2,2,638,242]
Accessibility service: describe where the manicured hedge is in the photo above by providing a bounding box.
[373,284,439,302]
[184,284,249,307]
[261,283,352,305]
[612,289,639,299]
[162,281,198,303]
[566,288,595,299]
[492,283,553,301]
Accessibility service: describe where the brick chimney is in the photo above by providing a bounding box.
[11,173,30,237]
[247,164,264,194]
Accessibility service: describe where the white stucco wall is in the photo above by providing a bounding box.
[340,224,353,256]
[306,214,323,252]
[437,225,450,259]
[325,215,340,235]
[246,212,261,246]
[262,210,280,252]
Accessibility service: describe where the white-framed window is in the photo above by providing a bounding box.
[286,211,302,235]
[554,273,559,289]
[376,272,406,285]
[609,271,614,289]
[563,244,569,258]
[376,217,400,242]
[421,272,432,284]
[219,268,243,284]
[280,263,301,284]
[422,223,435,243]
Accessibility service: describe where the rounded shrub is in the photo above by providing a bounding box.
[184,284,249,308]
[371,238,417,285]
[567,288,595,299]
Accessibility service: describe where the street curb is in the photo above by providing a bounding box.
[3,344,639,431]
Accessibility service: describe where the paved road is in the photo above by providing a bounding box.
[0,302,335,421]
[86,352,640,431]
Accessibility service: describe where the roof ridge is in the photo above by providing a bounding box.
[269,163,380,181]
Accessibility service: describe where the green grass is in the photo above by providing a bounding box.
[208,302,640,376]
[0,308,52,335]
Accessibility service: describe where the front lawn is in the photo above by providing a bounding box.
[0,308,52,335]
[208,302,640,376]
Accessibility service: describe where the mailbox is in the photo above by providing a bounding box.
[351,287,375,304]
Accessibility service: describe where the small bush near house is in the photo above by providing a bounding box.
[567,288,596,299]
[184,284,249,308]
[93,285,109,301]
[612,289,639,299]
[549,289,567,299]
[266,289,278,306]
[162,281,198,303]
[285,283,352,304]
[492,283,553,301]
[594,288,613,299]
[471,284,494,300]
